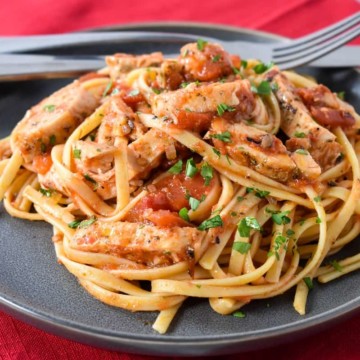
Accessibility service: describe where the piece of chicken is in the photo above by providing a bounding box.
[151,79,255,131]
[70,220,204,267]
[106,52,164,81]
[11,81,99,164]
[266,70,343,171]
[210,118,297,182]
[97,94,146,143]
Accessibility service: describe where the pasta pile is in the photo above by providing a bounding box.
[1,40,360,333]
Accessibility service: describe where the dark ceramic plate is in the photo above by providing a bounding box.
[0,23,360,356]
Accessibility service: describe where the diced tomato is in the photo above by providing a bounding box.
[122,92,145,106]
[145,210,190,227]
[32,153,53,175]
[310,107,355,128]
[125,169,215,227]
[175,111,213,132]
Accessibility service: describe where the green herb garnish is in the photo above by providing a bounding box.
[68,216,97,229]
[197,39,208,51]
[210,131,232,143]
[152,88,162,94]
[253,62,273,74]
[198,215,223,230]
[238,217,261,237]
[102,80,113,97]
[43,104,56,112]
[39,188,53,197]
[189,197,201,211]
[179,207,190,222]
[212,54,221,63]
[212,148,221,158]
[303,277,314,290]
[128,89,140,96]
[294,131,306,138]
[217,103,235,116]
[73,149,81,159]
[330,260,343,272]
[295,149,309,155]
[233,311,246,318]
[185,158,198,178]
[49,134,56,146]
[168,160,183,174]
[201,162,213,186]
[251,81,271,95]
[232,241,251,254]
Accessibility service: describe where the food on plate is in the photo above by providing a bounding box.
[1,40,360,334]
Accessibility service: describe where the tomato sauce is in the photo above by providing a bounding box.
[125,170,214,227]
[32,153,53,175]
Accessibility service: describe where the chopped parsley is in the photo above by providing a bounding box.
[237,196,244,202]
[185,158,198,178]
[251,81,271,95]
[337,91,345,100]
[217,103,235,116]
[212,148,221,158]
[303,277,314,290]
[179,207,190,222]
[246,187,270,199]
[180,82,190,88]
[294,131,306,138]
[212,54,221,63]
[253,62,273,74]
[201,162,213,186]
[241,60,248,69]
[168,160,183,174]
[286,229,295,236]
[152,88,162,94]
[49,134,56,146]
[43,104,56,112]
[40,142,46,153]
[68,216,97,229]
[233,310,246,318]
[210,131,232,143]
[330,260,343,272]
[266,208,291,225]
[84,174,98,190]
[295,149,309,155]
[198,215,223,230]
[73,149,81,159]
[39,188,53,197]
[128,89,140,96]
[313,196,322,203]
[316,217,322,224]
[271,82,279,91]
[238,217,261,237]
[232,241,251,254]
[232,67,241,75]
[102,80,113,97]
[272,235,288,260]
[189,197,201,211]
[197,38,208,51]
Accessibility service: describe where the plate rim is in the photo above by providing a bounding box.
[1,21,359,355]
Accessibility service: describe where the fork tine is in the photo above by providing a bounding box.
[274,11,360,54]
[275,25,360,69]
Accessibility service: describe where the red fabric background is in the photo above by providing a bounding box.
[1,0,360,358]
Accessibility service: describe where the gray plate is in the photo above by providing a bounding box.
[0,23,360,357]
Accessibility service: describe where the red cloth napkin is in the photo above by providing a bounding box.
[1,0,360,359]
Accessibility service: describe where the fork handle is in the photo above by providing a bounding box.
[0,31,215,54]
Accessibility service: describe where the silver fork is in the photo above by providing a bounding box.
[0,12,359,80]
